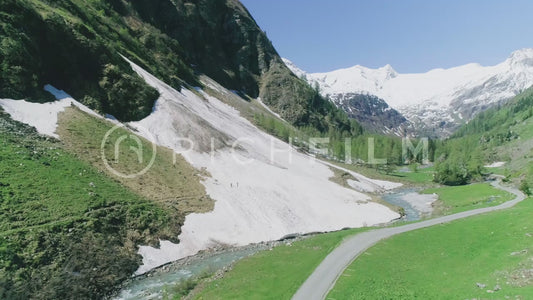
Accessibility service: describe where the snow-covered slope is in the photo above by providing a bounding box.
[0,85,101,138]
[284,49,533,136]
[123,58,401,274]
[0,61,402,276]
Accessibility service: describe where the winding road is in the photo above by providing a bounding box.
[292,177,527,300]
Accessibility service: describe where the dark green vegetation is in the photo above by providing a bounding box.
[328,197,533,299]
[0,0,167,121]
[129,0,270,97]
[434,88,533,186]
[253,109,435,168]
[433,137,485,185]
[193,228,368,300]
[0,0,361,136]
[520,180,531,196]
[422,183,513,214]
[0,110,188,299]
[331,162,435,185]
[342,135,437,167]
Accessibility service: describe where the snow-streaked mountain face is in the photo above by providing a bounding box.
[122,58,402,273]
[0,60,403,275]
[329,93,408,136]
[284,49,533,136]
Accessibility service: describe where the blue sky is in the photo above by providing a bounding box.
[241,0,533,73]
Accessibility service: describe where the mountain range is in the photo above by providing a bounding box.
[284,49,533,136]
[1,0,533,298]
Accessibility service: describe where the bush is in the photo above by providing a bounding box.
[434,152,485,186]
[520,180,531,196]
[99,64,159,121]
[434,160,469,186]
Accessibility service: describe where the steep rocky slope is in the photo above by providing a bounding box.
[328,93,408,135]
[0,0,358,134]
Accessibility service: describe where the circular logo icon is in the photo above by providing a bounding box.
[100,124,157,179]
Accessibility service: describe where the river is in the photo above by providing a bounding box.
[112,241,281,299]
[112,188,436,299]
[381,187,438,221]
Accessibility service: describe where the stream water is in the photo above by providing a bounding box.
[112,243,274,300]
[381,188,438,222]
[112,189,435,299]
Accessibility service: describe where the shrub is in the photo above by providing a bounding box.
[520,180,531,196]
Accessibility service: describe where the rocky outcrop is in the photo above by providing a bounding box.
[329,93,408,135]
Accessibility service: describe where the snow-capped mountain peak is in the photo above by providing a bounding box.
[284,48,533,136]
[506,48,533,68]
[378,64,398,79]
[281,58,307,79]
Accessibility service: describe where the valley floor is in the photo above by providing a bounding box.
[179,177,526,300]
[294,177,526,300]
[328,182,532,299]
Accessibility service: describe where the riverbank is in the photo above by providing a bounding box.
[381,188,438,221]
[110,236,311,299]
[112,164,433,299]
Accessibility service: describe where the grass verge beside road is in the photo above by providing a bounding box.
[192,228,369,300]
[423,183,514,214]
[328,197,533,299]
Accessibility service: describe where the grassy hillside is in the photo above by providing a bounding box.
[0,109,194,298]
[0,105,217,298]
[56,107,213,216]
[328,197,533,299]
[434,88,533,188]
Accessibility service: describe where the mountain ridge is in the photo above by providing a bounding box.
[0,0,360,137]
[284,48,533,136]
